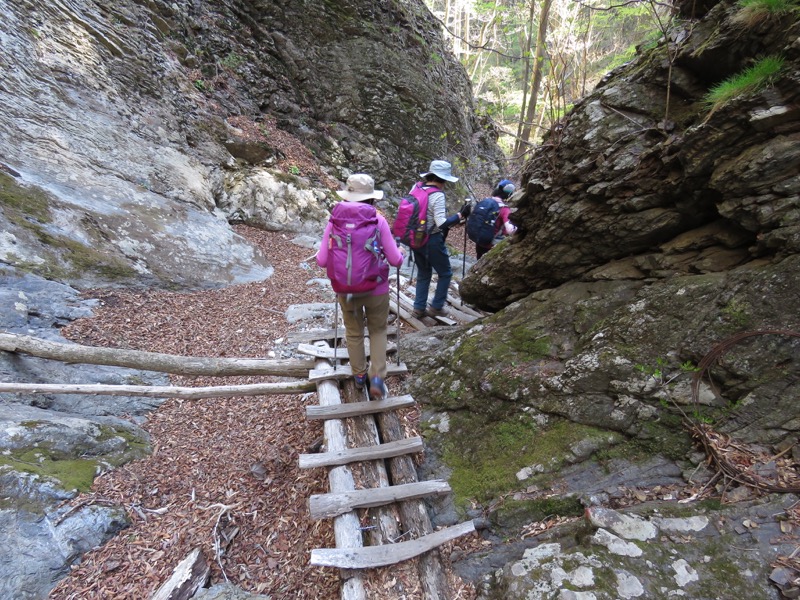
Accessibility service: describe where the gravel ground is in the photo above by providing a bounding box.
[49,225,477,600]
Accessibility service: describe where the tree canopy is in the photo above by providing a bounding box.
[422,0,673,158]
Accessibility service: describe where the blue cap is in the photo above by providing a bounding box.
[496,179,516,198]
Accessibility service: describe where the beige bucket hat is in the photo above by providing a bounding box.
[336,173,384,202]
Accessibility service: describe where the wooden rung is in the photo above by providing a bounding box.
[306,395,415,420]
[297,342,396,360]
[431,315,457,326]
[298,436,423,469]
[309,480,451,519]
[310,520,476,568]
[287,326,398,344]
[308,363,407,382]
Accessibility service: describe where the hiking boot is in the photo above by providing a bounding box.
[369,377,388,401]
[411,308,426,319]
[354,373,367,389]
[427,306,448,318]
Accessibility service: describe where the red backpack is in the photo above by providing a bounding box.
[391,183,437,249]
[326,202,386,294]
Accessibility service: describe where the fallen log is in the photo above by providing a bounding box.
[0,380,315,399]
[377,402,453,598]
[0,332,314,377]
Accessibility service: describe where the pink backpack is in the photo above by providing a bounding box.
[326,202,386,294]
[391,183,437,249]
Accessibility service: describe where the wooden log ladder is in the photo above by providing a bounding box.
[296,332,475,600]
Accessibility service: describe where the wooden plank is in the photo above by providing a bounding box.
[439,304,476,323]
[309,480,451,519]
[312,350,366,600]
[308,362,407,383]
[298,436,423,469]
[446,294,485,318]
[306,395,415,420]
[287,326,397,344]
[310,520,476,569]
[431,315,458,326]
[296,342,396,360]
[391,287,429,331]
[341,382,401,547]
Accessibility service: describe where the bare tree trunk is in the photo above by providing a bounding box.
[514,0,537,150]
[516,0,554,155]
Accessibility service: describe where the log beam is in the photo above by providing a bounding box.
[0,332,314,377]
[298,437,423,469]
[309,480,451,519]
[0,380,315,399]
[310,521,475,569]
[305,395,415,420]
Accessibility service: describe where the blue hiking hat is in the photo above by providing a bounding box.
[495,179,516,198]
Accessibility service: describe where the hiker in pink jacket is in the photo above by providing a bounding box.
[316,174,405,400]
[475,179,517,259]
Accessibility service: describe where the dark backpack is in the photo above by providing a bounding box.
[466,197,501,247]
[326,202,385,294]
[391,183,437,249]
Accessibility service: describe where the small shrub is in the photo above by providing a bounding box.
[219,52,244,70]
[704,55,784,112]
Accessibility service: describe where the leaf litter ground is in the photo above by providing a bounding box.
[50,226,477,600]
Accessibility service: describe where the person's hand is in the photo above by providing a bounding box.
[460,201,472,219]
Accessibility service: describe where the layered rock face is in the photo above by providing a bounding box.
[460,0,799,309]
[0,0,502,290]
[407,3,800,597]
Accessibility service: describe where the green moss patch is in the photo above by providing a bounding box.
[1,423,149,495]
[442,414,613,507]
[0,448,99,493]
[0,172,53,223]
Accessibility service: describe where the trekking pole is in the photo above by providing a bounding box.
[462,217,467,278]
[460,177,479,279]
[333,295,339,367]
[395,265,402,366]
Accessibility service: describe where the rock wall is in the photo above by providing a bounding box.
[460,0,799,309]
[404,2,800,597]
[0,0,502,291]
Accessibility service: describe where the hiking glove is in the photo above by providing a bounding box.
[460,202,472,219]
